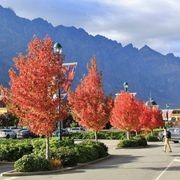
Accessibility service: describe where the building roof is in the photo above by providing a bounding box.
[145,98,157,107]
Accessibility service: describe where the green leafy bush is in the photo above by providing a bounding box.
[0,143,33,161]
[51,147,78,167]
[117,136,147,148]
[14,154,50,172]
[75,144,99,163]
[70,131,126,140]
[146,134,159,142]
[32,138,74,157]
[75,141,108,163]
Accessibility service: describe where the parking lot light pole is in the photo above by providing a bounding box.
[53,42,63,140]
[166,104,170,122]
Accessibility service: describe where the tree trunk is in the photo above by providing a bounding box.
[95,131,98,142]
[45,136,50,160]
[135,131,138,136]
[151,130,153,136]
[126,131,130,140]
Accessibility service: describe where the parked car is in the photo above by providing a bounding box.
[67,127,85,133]
[158,127,180,143]
[0,129,17,139]
[16,129,38,139]
[52,129,69,137]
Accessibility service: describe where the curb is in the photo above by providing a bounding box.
[1,155,111,177]
[0,162,14,165]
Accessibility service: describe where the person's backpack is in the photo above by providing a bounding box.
[166,131,171,139]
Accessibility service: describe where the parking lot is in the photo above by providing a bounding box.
[1,140,180,180]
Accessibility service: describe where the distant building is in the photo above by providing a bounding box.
[0,90,7,115]
[162,109,180,126]
[0,100,7,115]
[145,97,159,108]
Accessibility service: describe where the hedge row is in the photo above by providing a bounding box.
[69,131,126,140]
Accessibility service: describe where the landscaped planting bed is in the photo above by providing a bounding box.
[0,138,108,172]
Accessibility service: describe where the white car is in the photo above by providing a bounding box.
[158,127,180,143]
[67,127,85,133]
[0,129,17,139]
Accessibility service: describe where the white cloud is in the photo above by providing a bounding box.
[1,0,180,55]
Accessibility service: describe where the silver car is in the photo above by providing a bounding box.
[0,129,17,139]
[158,127,180,143]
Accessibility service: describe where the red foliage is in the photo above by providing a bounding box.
[138,104,153,131]
[110,92,141,132]
[9,36,68,136]
[0,85,9,105]
[68,57,112,132]
[150,107,164,129]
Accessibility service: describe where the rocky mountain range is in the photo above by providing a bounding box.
[0,5,180,107]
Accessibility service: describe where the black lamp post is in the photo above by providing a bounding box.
[53,42,63,140]
[123,82,129,92]
[166,104,170,121]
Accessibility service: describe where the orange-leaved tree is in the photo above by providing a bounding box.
[9,36,67,159]
[68,57,112,141]
[138,104,153,133]
[110,92,141,139]
[149,107,164,134]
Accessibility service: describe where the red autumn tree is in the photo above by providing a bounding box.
[68,57,112,141]
[0,85,8,103]
[149,107,164,133]
[138,104,153,133]
[9,36,67,159]
[110,92,141,139]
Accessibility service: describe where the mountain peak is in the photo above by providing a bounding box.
[166,53,175,58]
[124,43,133,49]
[140,45,152,51]
[0,5,16,17]
[32,18,52,26]
[139,45,162,56]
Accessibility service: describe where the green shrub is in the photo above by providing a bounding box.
[117,136,147,148]
[135,136,147,146]
[14,154,50,172]
[146,134,159,142]
[70,131,126,140]
[0,143,33,161]
[75,144,99,163]
[32,138,74,157]
[75,141,108,163]
[51,147,78,167]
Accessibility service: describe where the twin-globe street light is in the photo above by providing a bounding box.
[123,82,129,92]
[53,42,77,140]
[53,42,63,140]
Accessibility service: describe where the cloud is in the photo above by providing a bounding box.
[1,0,180,56]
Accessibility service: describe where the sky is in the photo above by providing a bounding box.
[0,0,180,56]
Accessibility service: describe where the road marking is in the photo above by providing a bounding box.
[155,154,180,180]
[174,158,180,162]
[3,178,18,180]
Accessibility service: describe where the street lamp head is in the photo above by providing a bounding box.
[53,42,62,54]
[123,82,128,92]
[166,104,170,109]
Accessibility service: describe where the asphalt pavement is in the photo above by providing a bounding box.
[1,140,180,180]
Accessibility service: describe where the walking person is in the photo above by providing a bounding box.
[163,127,172,152]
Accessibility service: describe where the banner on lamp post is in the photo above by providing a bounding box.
[61,62,78,99]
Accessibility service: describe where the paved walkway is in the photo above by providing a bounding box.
[1,140,180,180]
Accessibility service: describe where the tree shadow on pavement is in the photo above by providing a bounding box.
[80,154,143,170]
[55,154,143,175]
[146,144,163,148]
